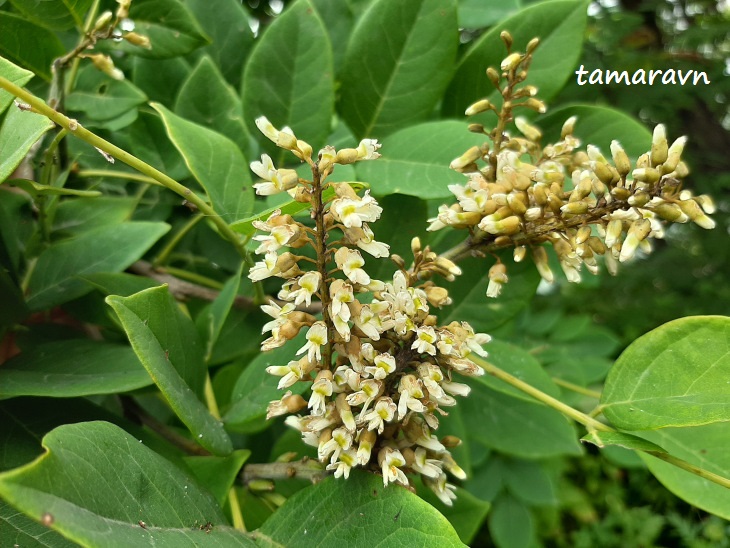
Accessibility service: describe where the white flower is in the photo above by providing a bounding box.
[412,447,442,479]
[412,326,438,356]
[356,138,381,160]
[297,322,328,364]
[331,190,383,228]
[424,473,457,506]
[250,153,298,195]
[327,448,357,479]
[346,379,381,416]
[253,224,297,254]
[379,447,408,487]
[318,426,352,462]
[249,251,280,281]
[254,116,297,148]
[335,247,370,285]
[266,359,307,389]
[287,271,321,307]
[344,225,390,257]
[308,370,333,416]
[360,397,396,434]
[364,352,396,380]
[397,375,426,419]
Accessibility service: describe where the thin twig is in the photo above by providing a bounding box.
[241,458,328,485]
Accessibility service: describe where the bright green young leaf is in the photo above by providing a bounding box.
[152,102,253,222]
[107,286,233,456]
[5,179,101,199]
[182,449,250,507]
[460,382,582,458]
[224,334,308,433]
[0,498,76,547]
[128,111,190,181]
[0,55,33,115]
[581,431,666,453]
[0,422,256,547]
[639,423,730,520]
[7,0,92,30]
[488,493,535,548]
[601,316,730,430]
[182,0,254,88]
[0,339,151,399]
[458,0,521,29]
[175,55,251,154]
[0,106,54,183]
[199,263,243,362]
[442,0,588,118]
[355,121,484,199]
[439,254,541,333]
[66,65,147,122]
[119,0,209,59]
[538,104,652,160]
[339,0,458,139]
[241,0,334,163]
[257,471,465,547]
[26,221,170,311]
[0,14,65,81]
[51,196,135,235]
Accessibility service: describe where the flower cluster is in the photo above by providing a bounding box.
[247,117,490,504]
[428,34,715,298]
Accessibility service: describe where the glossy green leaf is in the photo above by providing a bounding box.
[119,0,209,59]
[132,56,192,106]
[200,263,243,362]
[440,254,541,333]
[182,0,254,88]
[182,449,250,506]
[311,0,354,74]
[107,286,233,456]
[458,0,521,29]
[0,498,76,547]
[601,316,730,430]
[207,308,263,367]
[538,104,652,160]
[442,0,588,118]
[81,272,161,297]
[66,65,147,121]
[224,333,308,432]
[0,421,256,546]
[152,102,253,222]
[128,110,190,181]
[355,121,484,199]
[175,55,251,154]
[339,0,458,139]
[0,106,54,183]
[7,0,92,30]
[581,431,666,453]
[640,423,730,520]
[257,471,464,547]
[26,221,169,311]
[0,14,65,81]
[241,0,334,163]
[0,339,150,399]
[460,381,582,458]
[488,493,534,548]
[5,179,101,199]
[51,196,135,235]
[0,54,33,114]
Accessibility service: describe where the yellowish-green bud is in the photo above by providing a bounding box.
[650,124,668,166]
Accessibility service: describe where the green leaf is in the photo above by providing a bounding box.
[200,263,243,362]
[488,493,534,548]
[601,316,730,430]
[5,179,101,199]
[51,196,136,235]
[460,381,582,458]
[151,102,253,223]
[81,272,161,297]
[639,423,730,520]
[0,269,27,330]
[0,498,76,547]
[439,254,541,332]
[182,0,254,88]
[132,56,191,106]
[26,221,170,311]
[241,0,334,163]
[339,0,458,139]
[581,431,666,453]
[120,0,209,59]
[503,458,558,506]
[175,55,251,155]
[311,0,354,74]
[182,449,250,507]
[207,308,263,366]
[0,106,54,183]
[538,104,652,160]
[66,65,147,122]
[7,0,92,30]
[442,0,588,118]
[257,471,464,547]
[224,333,308,433]
[355,121,484,199]
[0,54,34,115]
[128,110,190,181]
[0,14,65,81]
[107,286,233,456]
[0,339,151,399]
[458,0,521,29]
[0,421,257,546]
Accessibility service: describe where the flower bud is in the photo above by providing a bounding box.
[335,148,359,165]
[86,54,124,80]
[513,245,527,262]
[500,30,513,49]
[532,246,553,283]
[526,37,540,54]
[94,11,113,31]
[650,124,668,166]
[450,146,482,170]
[522,98,546,113]
[486,67,501,87]
[486,262,508,298]
[678,198,715,229]
[465,99,494,117]
[610,140,631,176]
[123,32,152,49]
[515,117,541,141]
[425,286,451,308]
[501,53,522,72]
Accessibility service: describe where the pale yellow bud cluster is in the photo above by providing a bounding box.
[429,35,715,295]
[248,119,489,503]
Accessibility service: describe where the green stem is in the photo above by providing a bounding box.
[152,215,204,267]
[0,77,249,260]
[76,169,162,186]
[64,0,100,96]
[552,377,602,399]
[228,489,246,532]
[471,355,730,490]
[37,129,68,242]
[161,266,224,290]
